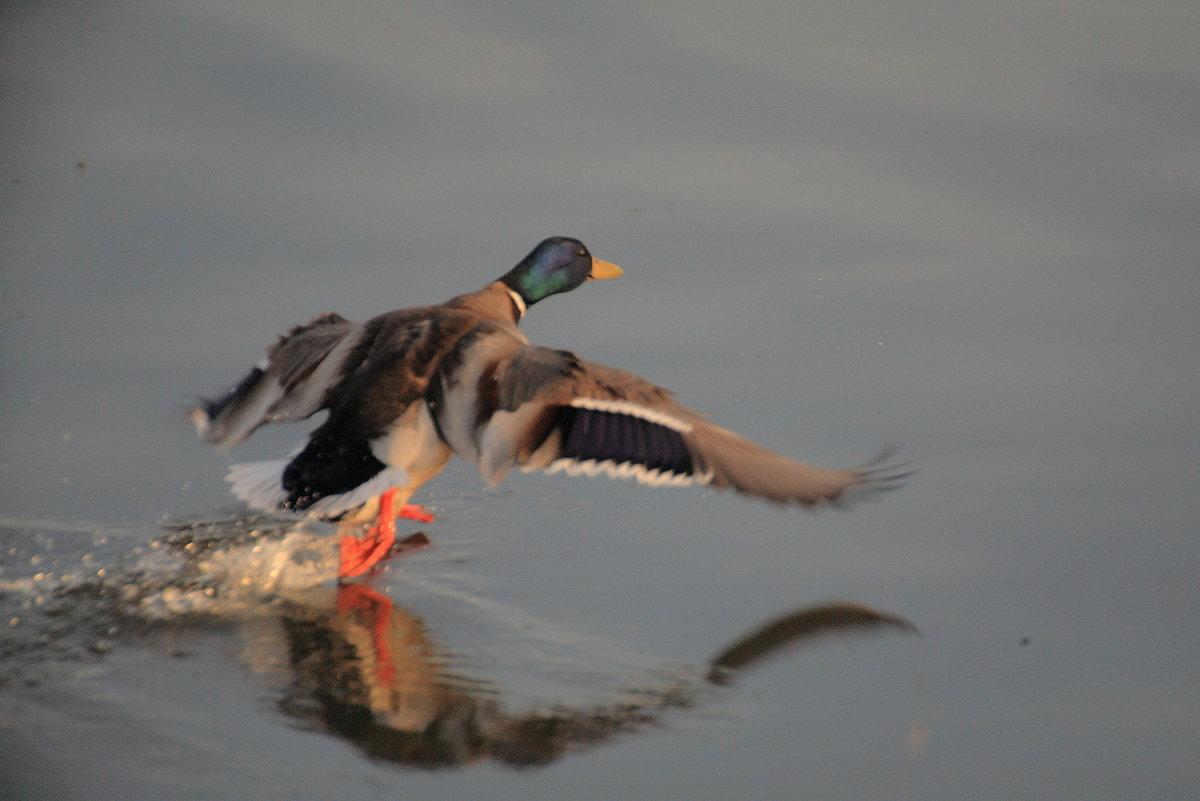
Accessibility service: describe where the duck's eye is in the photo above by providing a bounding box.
[578,249,587,257]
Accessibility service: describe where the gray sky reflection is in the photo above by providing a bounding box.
[2,2,1198,798]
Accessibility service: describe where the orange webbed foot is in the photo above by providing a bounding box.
[397,503,435,523]
[338,488,400,579]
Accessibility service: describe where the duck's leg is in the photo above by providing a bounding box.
[339,487,400,579]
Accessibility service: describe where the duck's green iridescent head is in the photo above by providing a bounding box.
[500,237,622,306]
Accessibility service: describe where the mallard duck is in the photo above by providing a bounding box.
[193,237,907,578]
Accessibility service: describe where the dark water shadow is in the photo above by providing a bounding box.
[270,583,915,768]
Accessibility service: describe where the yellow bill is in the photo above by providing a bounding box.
[588,258,623,280]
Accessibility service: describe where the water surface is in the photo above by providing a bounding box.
[3,2,1198,799]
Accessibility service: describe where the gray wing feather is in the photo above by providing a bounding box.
[192,312,362,449]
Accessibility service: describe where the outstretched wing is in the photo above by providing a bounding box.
[191,312,363,449]
[473,347,909,507]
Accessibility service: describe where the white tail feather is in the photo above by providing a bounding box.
[225,459,412,519]
[226,459,291,512]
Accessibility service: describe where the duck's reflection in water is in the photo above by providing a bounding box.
[253,583,914,769]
